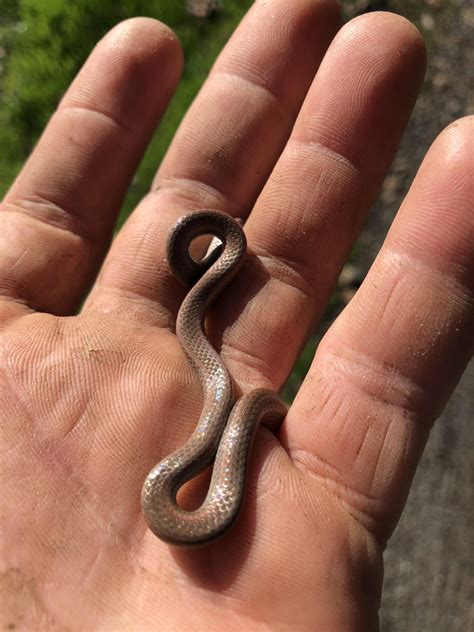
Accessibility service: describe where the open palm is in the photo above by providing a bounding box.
[1,3,472,631]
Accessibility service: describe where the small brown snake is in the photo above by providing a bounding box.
[141,209,287,546]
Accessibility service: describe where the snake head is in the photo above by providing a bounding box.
[166,209,246,287]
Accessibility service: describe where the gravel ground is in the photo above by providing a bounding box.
[338,1,473,629]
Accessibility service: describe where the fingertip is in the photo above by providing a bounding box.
[409,115,473,209]
[340,10,426,81]
[430,115,474,169]
[98,17,184,81]
[347,10,425,46]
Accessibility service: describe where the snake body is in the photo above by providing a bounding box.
[141,210,287,546]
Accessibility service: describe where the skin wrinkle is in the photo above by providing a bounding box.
[0,222,81,305]
[351,255,474,393]
[289,138,361,179]
[291,447,390,537]
[211,70,298,123]
[251,250,316,301]
[360,414,393,502]
[397,221,473,283]
[10,241,33,278]
[217,281,311,389]
[319,345,435,424]
[372,408,424,512]
[384,249,473,307]
[353,415,371,460]
[152,176,232,211]
[1,329,39,432]
[385,246,474,299]
[219,341,275,390]
[58,102,138,137]
[61,386,95,441]
[2,197,99,246]
[89,273,177,327]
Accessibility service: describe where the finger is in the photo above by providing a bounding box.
[0,18,183,319]
[285,117,474,543]
[84,0,341,324]
[215,12,426,390]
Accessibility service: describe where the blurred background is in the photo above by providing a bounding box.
[0,1,472,629]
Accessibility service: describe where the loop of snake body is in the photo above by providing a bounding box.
[141,209,287,546]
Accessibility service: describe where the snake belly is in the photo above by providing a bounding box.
[141,209,287,546]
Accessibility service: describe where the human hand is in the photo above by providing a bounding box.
[0,3,472,630]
